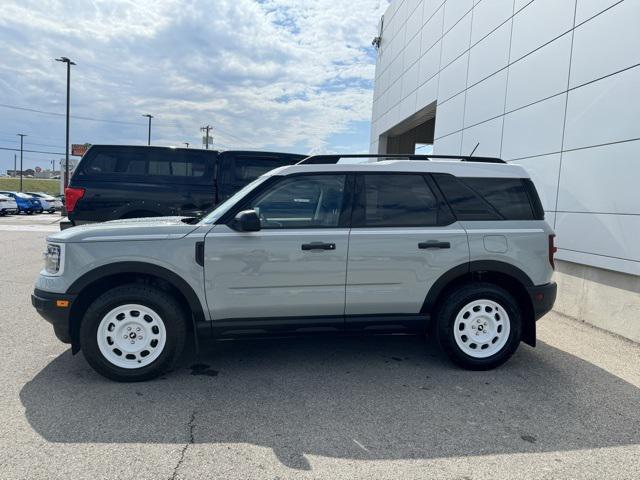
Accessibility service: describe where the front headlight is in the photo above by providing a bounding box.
[44,243,64,275]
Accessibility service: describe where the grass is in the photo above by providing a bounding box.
[0,178,61,196]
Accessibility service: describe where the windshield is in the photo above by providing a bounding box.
[200,176,270,225]
[16,193,32,199]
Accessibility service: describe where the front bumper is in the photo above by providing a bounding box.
[31,288,76,344]
[527,282,557,321]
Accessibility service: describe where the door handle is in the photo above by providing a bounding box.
[418,241,451,249]
[301,242,336,251]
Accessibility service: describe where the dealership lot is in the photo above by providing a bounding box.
[1,217,639,479]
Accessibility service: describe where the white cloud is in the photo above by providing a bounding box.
[0,0,388,165]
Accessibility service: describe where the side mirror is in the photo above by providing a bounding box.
[232,209,261,232]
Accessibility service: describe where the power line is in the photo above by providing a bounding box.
[0,103,145,126]
[0,146,65,155]
[0,140,64,149]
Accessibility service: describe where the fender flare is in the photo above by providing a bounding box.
[421,261,536,346]
[68,261,206,321]
[67,262,209,354]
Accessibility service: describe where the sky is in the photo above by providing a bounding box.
[0,0,389,171]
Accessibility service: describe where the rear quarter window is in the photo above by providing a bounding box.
[433,174,542,221]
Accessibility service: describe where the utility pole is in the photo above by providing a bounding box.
[55,56,75,189]
[200,125,212,150]
[183,142,189,148]
[13,154,16,176]
[17,134,26,191]
[142,114,153,145]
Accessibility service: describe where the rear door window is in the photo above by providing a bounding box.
[353,174,441,227]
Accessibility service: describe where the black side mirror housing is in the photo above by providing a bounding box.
[232,210,261,232]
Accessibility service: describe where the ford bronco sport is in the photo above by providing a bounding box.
[32,154,557,382]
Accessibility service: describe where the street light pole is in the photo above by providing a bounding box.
[17,134,26,192]
[183,142,189,148]
[55,57,75,189]
[143,114,153,145]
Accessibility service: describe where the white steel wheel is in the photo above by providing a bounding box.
[96,304,167,369]
[453,299,511,359]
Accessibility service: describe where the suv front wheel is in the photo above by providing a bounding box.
[435,283,522,370]
[80,284,187,382]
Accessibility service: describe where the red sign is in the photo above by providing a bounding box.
[71,144,90,156]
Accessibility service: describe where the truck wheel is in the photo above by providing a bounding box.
[435,283,522,370]
[80,284,187,382]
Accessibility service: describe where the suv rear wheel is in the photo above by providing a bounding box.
[435,283,522,370]
[80,284,186,382]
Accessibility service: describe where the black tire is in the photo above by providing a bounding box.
[434,282,522,370]
[26,210,33,215]
[80,284,187,382]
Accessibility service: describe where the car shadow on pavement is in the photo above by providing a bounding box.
[20,335,640,470]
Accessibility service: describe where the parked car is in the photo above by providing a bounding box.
[32,154,557,382]
[0,193,18,215]
[0,191,40,214]
[27,192,63,213]
[61,145,305,229]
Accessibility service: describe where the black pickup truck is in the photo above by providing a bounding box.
[62,145,305,229]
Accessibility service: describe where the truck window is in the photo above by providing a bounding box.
[80,147,211,179]
[234,157,290,182]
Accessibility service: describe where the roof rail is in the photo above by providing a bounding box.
[296,154,506,165]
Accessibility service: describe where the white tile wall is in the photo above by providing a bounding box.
[416,75,438,110]
[554,212,640,263]
[436,51,468,101]
[574,0,620,25]
[470,0,514,45]
[564,65,640,151]
[505,32,571,111]
[433,130,462,154]
[440,11,472,66]
[418,38,442,83]
[460,117,504,157]
[467,20,511,85]
[442,0,473,32]
[463,69,508,127]
[420,5,444,55]
[370,0,640,276]
[403,30,422,72]
[509,0,575,61]
[434,92,465,138]
[570,1,640,88]
[557,140,640,215]
[501,93,566,159]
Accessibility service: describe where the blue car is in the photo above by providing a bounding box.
[0,191,42,214]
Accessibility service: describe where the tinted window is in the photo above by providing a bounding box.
[234,157,289,182]
[81,147,211,179]
[433,174,538,220]
[250,174,346,229]
[462,177,536,220]
[432,174,499,221]
[355,174,439,227]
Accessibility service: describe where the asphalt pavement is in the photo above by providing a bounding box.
[0,214,639,479]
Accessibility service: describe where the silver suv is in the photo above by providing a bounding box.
[32,154,557,382]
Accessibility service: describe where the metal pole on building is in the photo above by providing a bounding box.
[183,142,189,148]
[55,57,75,189]
[17,134,26,191]
[142,114,153,145]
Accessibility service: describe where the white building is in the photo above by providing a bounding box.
[370,0,639,341]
